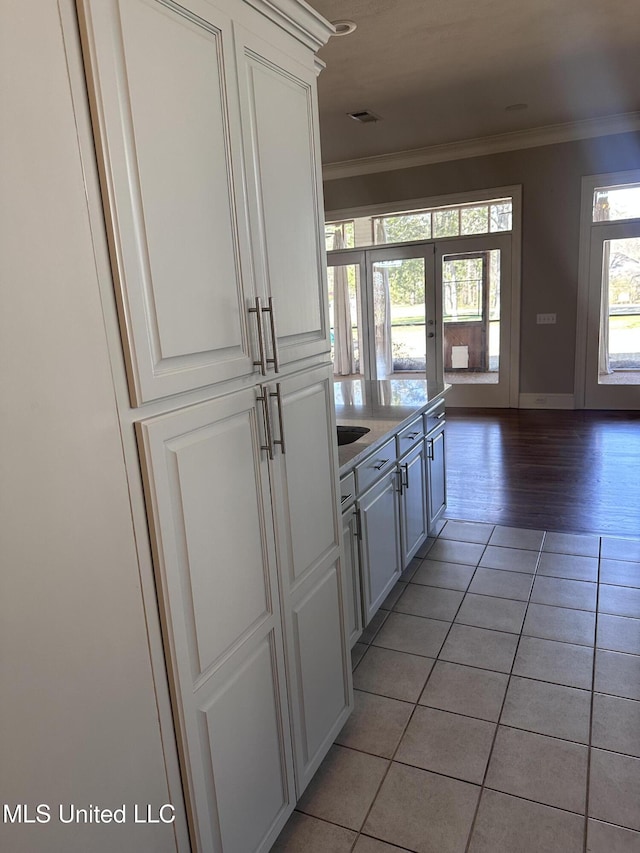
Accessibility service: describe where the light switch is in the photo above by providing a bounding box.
[537,313,557,324]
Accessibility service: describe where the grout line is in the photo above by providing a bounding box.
[583,536,602,853]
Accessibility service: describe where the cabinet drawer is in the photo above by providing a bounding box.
[339,472,356,511]
[396,415,425,458]
[424,399,446,435]
[355,438,396,493]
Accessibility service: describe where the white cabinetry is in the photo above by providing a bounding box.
[427,424,447,531]
[399,439,429,565]
[77,2,347,852]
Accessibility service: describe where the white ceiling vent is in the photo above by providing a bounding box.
[348,110,381,123]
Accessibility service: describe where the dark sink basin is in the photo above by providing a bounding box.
[336,425,370,446]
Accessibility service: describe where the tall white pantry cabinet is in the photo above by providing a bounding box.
[79,0,350,852]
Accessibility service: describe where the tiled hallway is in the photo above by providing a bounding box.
[273,520,640,853]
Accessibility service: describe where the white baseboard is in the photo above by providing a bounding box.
[519,393,575,409]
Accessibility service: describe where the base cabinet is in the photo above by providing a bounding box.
[399,439,429,566]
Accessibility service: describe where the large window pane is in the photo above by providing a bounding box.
[373,257,426,377]
[489,203,512,232]
[433,209,460,238]
[598,236,640,384]
[373,213,432,244]
[461,206,489,235]
[325,221,354,252]
[442,250,500,384]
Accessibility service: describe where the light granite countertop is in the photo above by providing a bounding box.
[334,378,450,471]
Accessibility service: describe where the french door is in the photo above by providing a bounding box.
[327,235,514,405]
[584,222,640,409]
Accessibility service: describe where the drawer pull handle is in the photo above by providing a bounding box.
[436,412,445,420]
[402,431,421,440]
[341,493,352,504]
[372,459,389,470]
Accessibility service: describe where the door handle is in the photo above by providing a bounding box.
[270,382,286,454]
[257,390,274,459]
[249,296,268,374]
[402,462,409,490]
[263,297,280,373]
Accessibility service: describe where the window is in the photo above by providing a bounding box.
[328,199,512,252]
[593,184,640,222]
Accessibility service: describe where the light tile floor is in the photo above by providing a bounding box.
[272,520,640,853]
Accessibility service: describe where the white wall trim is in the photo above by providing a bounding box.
[519,393,576,409]
[322,112,640,181]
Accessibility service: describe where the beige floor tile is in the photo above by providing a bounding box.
[336,690,414,759]
[379,581,407,611]
[599,585,640,619]
[411,560,476,591]
[439,624,519,673]
[543,531,600,557]
[587,819,640,853]
[530,575,597,611]
[354,646,434,702]
[394,584,464,621]
[372,612,450,658]
[592,693,640,758]
[296,745,388,831]
[395,706,495,783]
[468,789,585,853]
[488,526,544,551]
[600,559,640,588]
[479,545,539,573]
[485,726,588,813]
[363,762,480,853]
[272,812,357,852]
[440,520,494,544]
[419,661,509,722]
[455,593,527,633]
[467,567,534,601]
[425,539,486,566]
[353,836,410,853]
[360,609,389,645]
[601,538,640,563]
[589,748,640,831]
[594,649,640,701]
[500,676,591,742]
[513,635,594,689]
[597,614,640,655]
[537,552,599,581]
[522,602,596,646]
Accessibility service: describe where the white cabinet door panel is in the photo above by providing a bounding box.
[138,390,294,851]
[290,563,351,788]
[342,506,363,647]
[204,634,292,853]
[400,441,429,566]
[79,0,255,403]
[359,471,402,624]
[427,427,447,532]
[236,27,329,365]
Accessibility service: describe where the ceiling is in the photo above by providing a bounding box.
[305,0,640,165]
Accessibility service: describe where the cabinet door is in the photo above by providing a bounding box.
[79,0,257,404]
[235,24,330,368]
[427,426,447,532]
[342,506,364,648]
[400,441,429,566]
[359,470,403,624]
[266,365,352,793]
[137,390,295,853]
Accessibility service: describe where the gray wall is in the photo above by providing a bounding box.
[323,131,640,397]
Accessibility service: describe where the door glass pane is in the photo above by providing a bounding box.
[598,237,640,385]
[442,251,501,385]
[327,263,363,377]
[372,257,426,378]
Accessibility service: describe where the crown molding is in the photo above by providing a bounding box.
[243,0,334,52]
[322,112,640,181]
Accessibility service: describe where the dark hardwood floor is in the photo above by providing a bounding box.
[444,408,640,537]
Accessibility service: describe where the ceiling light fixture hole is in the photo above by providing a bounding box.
[332,20,357,36]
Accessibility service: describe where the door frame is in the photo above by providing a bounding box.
[325,185,522,407]
[575,170,640,410]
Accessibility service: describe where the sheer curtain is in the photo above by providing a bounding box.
[599,242,612,375]
[374,221,393,378]
[332,230,354,376]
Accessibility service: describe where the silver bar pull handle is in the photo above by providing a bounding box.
[436,411,445,420]
[372,459,389,471]
[270,382,286,454]
[402,431,421,441]
[263,297,280,373]
[427,439,434,460]
[257,391,274,459]
[355,507,362,540]
[402,462,409,490]
[249,296,267,375]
